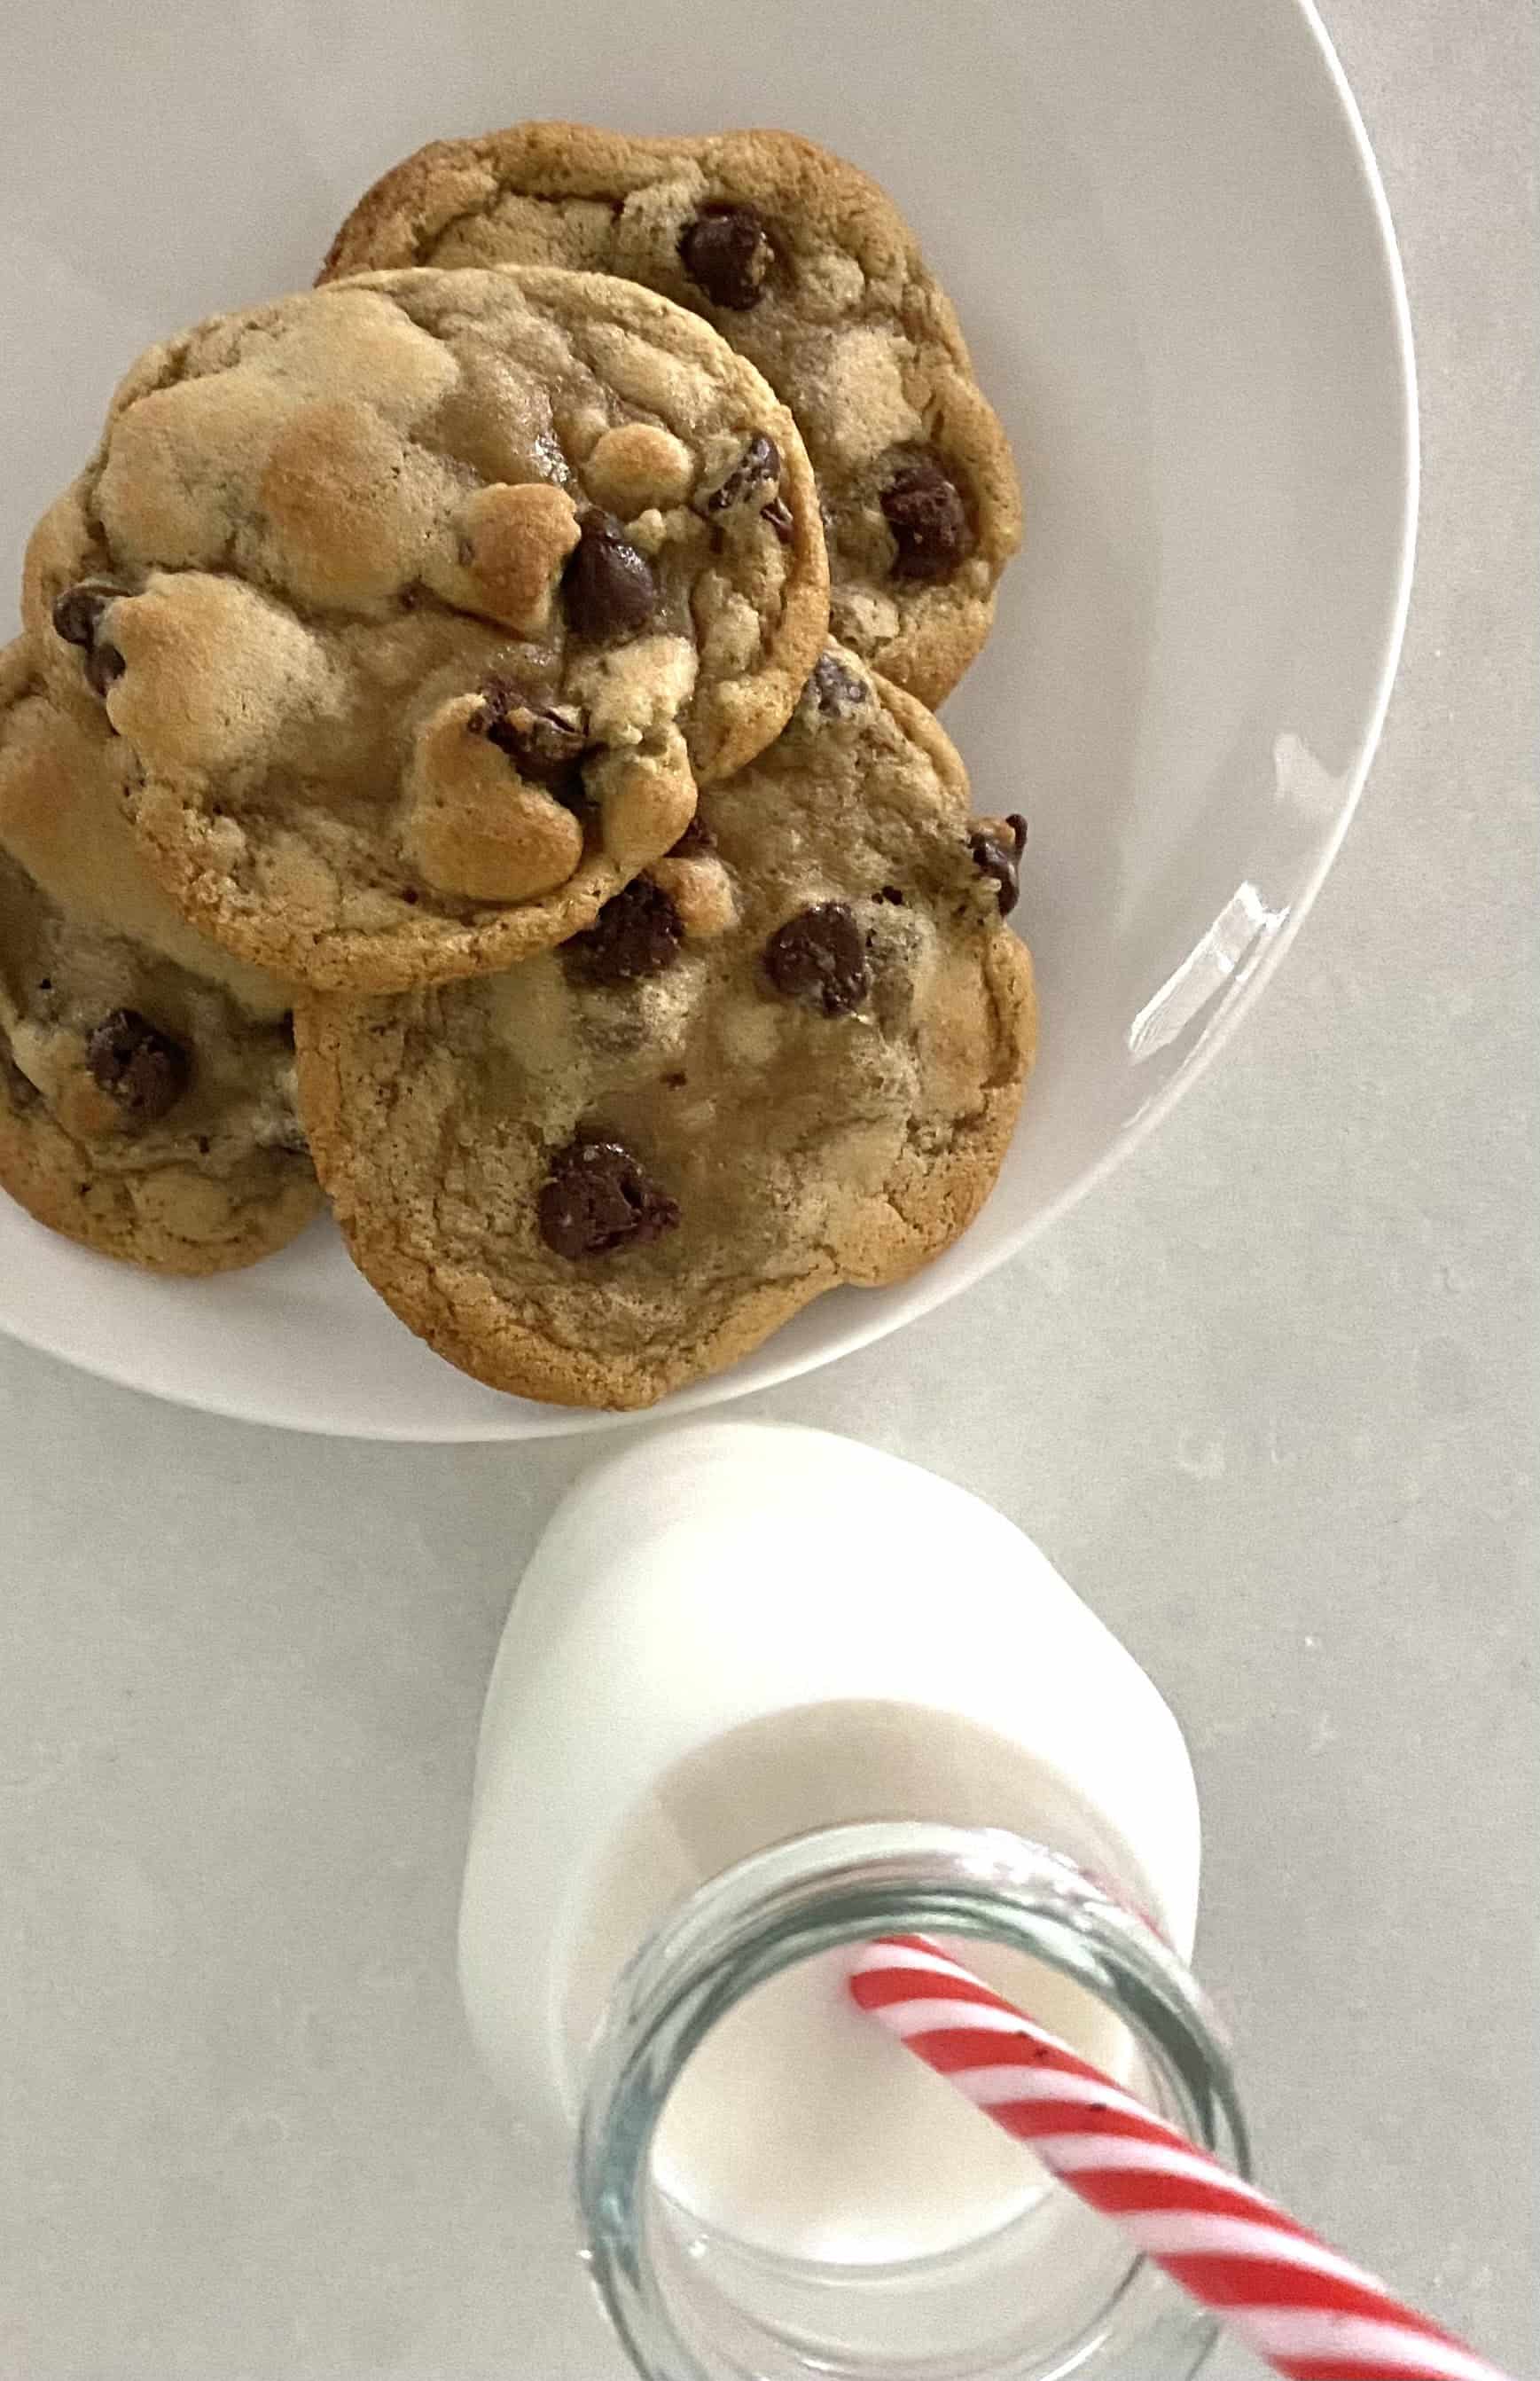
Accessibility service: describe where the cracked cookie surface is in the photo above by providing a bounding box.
[0,643,320,1273]
[295,647,1035,1408]
[321,122,1021,709]
[24,268,827,991]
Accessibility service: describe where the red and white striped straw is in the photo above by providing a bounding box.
[850,1936,1515,2381]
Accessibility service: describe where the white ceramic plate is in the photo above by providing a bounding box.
[0,0,1415,1439]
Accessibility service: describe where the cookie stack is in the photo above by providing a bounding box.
[0,124,1035,1407]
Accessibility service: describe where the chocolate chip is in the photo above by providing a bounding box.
[53,578,129,695]
[678,206,773,309]
[668,815,716,858]
[880,454,976,582]
[84,639,125,696]
[969,812,1028,914]
[537,1133,680,1259]
[878,885,907,905]
[762,497,794,542]
[805,651,868,719]
[763,902,870,1016]
[563,513,659,642]
[85,1008,191,1122]
[566,877,684,986]
[699,434,782,517]
[51,578,121,649]
[476,685,589,790]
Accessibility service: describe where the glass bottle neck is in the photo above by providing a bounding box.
[577,1821,1247,2381]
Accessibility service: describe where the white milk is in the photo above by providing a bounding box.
[460,1423,1200,2269]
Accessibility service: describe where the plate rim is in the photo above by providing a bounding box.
[0,0,1419,1442]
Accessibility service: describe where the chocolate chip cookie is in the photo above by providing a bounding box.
[0,644,320,1273]
[25,268,827,992]
[320,123,1021,709]
[294,647,1035,1408]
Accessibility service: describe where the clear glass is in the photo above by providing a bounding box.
[577,1822,1248,2381]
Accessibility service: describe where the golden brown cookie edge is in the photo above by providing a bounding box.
[0,1069,323,1276]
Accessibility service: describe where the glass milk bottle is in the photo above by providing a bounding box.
[460,1424,1247,2381]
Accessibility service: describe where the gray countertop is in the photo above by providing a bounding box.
[2,7,1536,2377]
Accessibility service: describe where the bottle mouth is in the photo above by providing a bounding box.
[576,1821,1248,2381]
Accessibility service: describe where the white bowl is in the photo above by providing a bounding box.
[0,0,1415,1439]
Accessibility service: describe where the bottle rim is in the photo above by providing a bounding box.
[576,1820,1248,2381]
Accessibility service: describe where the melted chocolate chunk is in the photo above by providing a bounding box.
[880,454,976,582]
[700,433,782,516]
[969,813,1028,914]
[84,639,125,696]
[566,877,684,986]
[763,902,870,1016]
[476,686,588,784]
[563,513,659,641]
[51,579,121,648]
[85,1009,191,1122]
[678,205,773,309]
[537,1133,680,1258]
[52,578,129,696]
